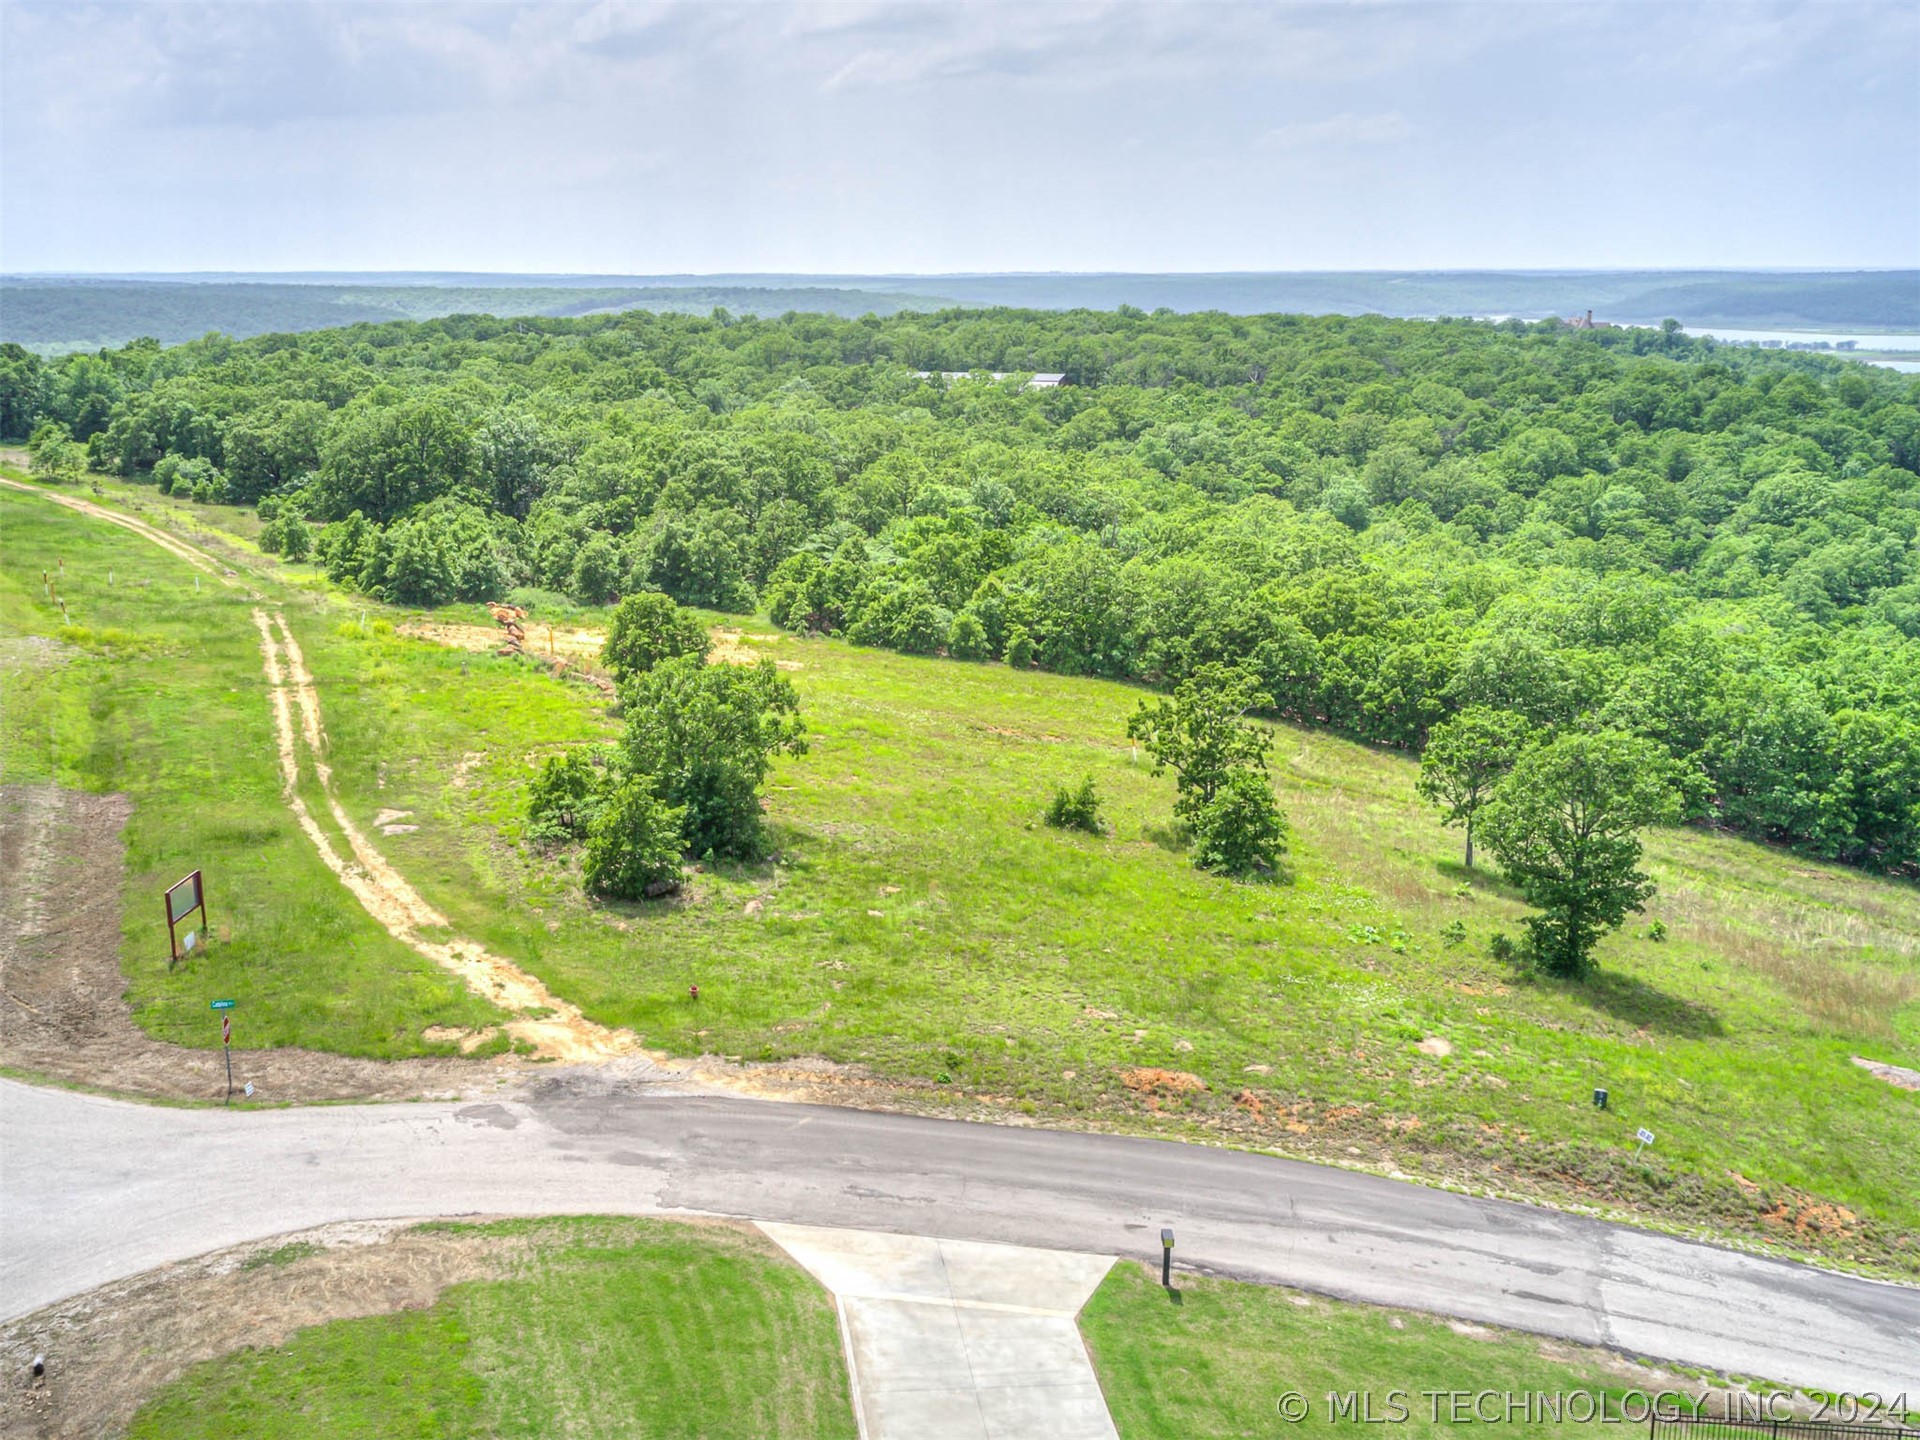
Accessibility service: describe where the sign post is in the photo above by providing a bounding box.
[165,871,209,965]
[212,999,236,1103]
[1634,1127,1655,1158]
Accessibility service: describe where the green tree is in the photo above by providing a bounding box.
[1415,707,1530,868]
[1190,769,1289,878]
[1478,732,1680,976]
[1126,663,1272,824]
[622,654,808,859]
[315,398,473,522]
[603,592,711,684]
[27,420,83,483]
[569,533,625,606]
[582,778,687,900]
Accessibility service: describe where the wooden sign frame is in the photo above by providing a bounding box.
[165,870,208,964]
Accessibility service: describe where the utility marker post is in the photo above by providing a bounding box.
[212,999,236,1103]
[1161,1227,1174,1288]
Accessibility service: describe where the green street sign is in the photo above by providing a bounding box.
[210,999,237,1010]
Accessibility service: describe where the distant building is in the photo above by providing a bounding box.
[1563,310,1616,331]
[916,370,1066,389]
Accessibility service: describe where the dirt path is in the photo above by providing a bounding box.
[5,476,644,1067]
[1,479,865,1094]
[253,607,640,1061]
[0,475,238,586]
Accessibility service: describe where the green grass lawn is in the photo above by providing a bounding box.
[7,474,1918,1270]
[1083,1261,1718,1439]
[124,1218,857,1440]
[0,480,508,1057]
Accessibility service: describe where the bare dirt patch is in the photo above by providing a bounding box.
[0,783,522,1104]
[712,627,803,670]
[0,635,79,676]
[1852,1056,1920,1092]
[1119,1067,1208,1098]
[400,617,606,664]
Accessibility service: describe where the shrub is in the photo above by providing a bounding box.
[947,609,989,661]
[1190,769,1288,879]
[260,514,312,560]
[1005,626,1035,669]
[581,778,686,900]
[27,421,83,483]
[526,750,607,846]
[1045,774,1105,834]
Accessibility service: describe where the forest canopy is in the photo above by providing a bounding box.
[6,303,1918,872]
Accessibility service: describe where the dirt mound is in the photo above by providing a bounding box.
[1119,1067,1208,1097]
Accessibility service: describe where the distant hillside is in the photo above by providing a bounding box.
[842,270,1920,330]
[0,281,960,353]
[4,270,1913,353]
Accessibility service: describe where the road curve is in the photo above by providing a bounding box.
[2,1078,1914,1394]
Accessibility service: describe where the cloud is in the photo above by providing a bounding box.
[1,1,1914,272]
[1262,111,1413,150]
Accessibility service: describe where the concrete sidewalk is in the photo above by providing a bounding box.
[760,1223,1119,1440]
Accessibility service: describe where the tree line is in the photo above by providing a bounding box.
[3,302,1916,873]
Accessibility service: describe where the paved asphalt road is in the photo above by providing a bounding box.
[2,1077,1915,1394]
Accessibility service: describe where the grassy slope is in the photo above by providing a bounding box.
[0,481,507,1056]
[8,476,1919,1267]
[124,1218,857,1440]
[1084,1260,1678,1439]
[308,606,1920,1254]
[122,1222,1741,1440]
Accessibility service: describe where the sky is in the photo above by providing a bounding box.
[2,1,1916,275]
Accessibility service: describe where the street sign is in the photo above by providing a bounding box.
[216,1004,235,1103]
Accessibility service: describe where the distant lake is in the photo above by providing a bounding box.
[1682,325,1920,350]
[1678,326,1920,373]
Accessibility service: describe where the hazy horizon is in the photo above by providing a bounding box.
[3,2,1916,276]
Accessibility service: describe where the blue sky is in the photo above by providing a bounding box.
[3,1,1915,274]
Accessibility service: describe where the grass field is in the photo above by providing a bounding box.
[1084,1260,1698,1439]
[0,481,508,1057]
[4,472,1917,1271]
[123,1218,857,1440]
